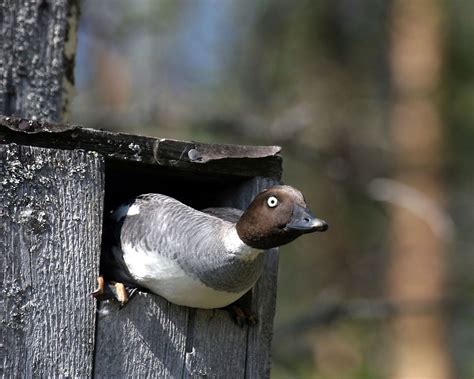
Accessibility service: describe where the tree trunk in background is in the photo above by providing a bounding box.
[387,1,453,378]
[0,0,79,122]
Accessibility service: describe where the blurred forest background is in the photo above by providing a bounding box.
[69,1,474,378]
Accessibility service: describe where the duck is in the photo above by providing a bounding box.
[93,185,328,312]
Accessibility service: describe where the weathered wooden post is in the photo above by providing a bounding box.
[1,116,282,377]
[1,136,103,377]
[1,1,95,376]
[1,2,283,376]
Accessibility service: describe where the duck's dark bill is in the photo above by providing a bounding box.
[286,204,328,233]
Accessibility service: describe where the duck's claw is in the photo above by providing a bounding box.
[113,282,129,307]
[227,305,258,327]
[243,308,258,326]
[92,276,138,308]
[92,276,107,300]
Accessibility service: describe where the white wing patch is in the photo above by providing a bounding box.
[112,203,140,221]
[127,204,140,216]
[122,243,252,309]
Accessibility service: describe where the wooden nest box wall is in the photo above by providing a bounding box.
[1,116,283,378]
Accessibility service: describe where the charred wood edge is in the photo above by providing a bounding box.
[0,115,283,179]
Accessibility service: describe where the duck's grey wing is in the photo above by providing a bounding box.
[202,207,243,224]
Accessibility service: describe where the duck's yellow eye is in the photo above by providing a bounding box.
[267,196,279,208]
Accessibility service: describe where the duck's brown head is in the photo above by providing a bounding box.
[236,185,328,250]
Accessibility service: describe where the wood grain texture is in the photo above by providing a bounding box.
[0,0,79,121]
[94,294,190,378]
[0,116,283,179]
[94,177,279,378]
[0,143,104,377]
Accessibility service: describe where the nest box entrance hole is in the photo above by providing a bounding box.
[100,159,261,308]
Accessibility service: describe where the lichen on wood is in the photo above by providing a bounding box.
[1,143,104,377]
[0,0,80,121]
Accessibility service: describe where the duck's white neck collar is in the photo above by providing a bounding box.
[223,226,262,261]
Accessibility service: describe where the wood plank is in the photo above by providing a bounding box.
[94,294,189,377]
[0,143,104,377]
[0,116,282,179]
[181,177,279,378]
[246,249,279,378]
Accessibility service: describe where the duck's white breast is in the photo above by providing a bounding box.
[120,244,251,309]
